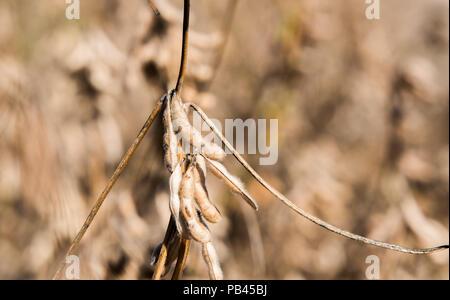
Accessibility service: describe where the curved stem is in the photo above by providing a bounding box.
[175,0,191,97]
[52,96,165,280]
[188,103,449,255]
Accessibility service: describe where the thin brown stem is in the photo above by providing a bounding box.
[153,217,178,280]
[148,0,160,16]
[171,239,191,280]
[175,0,191,97]
[52,96,165,280]
[188,103,449,255]
[202,154,258,210]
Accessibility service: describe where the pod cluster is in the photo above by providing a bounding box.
[152,90,258,279]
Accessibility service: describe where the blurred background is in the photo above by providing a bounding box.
[0,0,448,279]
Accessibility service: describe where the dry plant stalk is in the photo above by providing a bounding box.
[148,0,160,16]
[53,0,448,280]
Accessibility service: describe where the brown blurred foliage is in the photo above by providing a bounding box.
[0,0,448,279]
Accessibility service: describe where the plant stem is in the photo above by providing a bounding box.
[171,239,191,280]
[175,0,191,97]
[188,103,449,255]
[148,0,160,16]
[153,217,177,280]
[52,96,165,280]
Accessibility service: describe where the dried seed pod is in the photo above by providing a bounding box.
[202,142,226,161]
[204,156,258,210]
[180,165,211,243]
[163,95,179,173]
[193,164,221,223]
[172,97,226,160]
[169,163,184,235]
[171,97,204,152]
[201,242,223,280]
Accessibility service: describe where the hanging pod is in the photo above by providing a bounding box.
[180,164,211,243]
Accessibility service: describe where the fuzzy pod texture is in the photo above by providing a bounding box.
[172,97,225,160]
[169,163,184,235]
[201,142,226,161]
[202,242,223,280]
[171,97,204,152]
[180,165,211,243]
[193,165,221,223]
[163,95,179,173]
